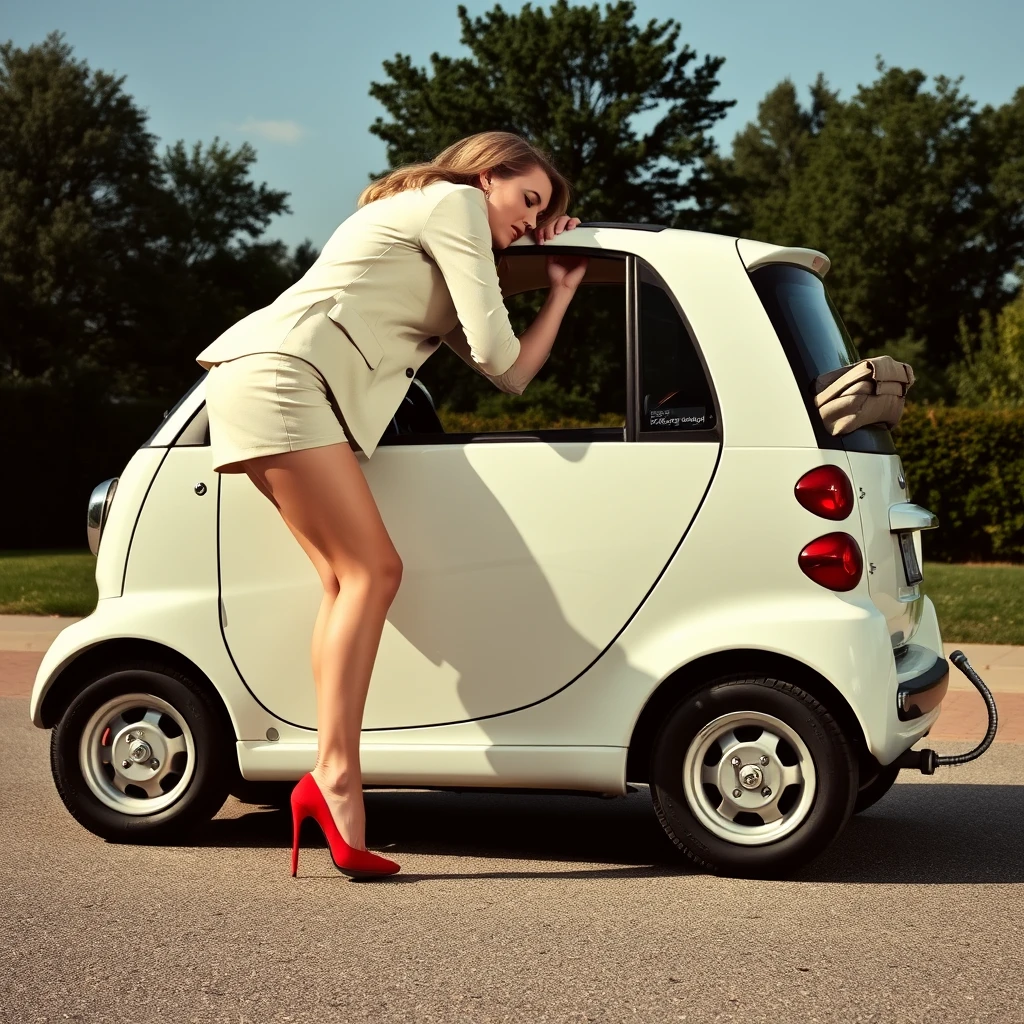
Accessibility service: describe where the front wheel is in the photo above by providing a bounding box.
[50,661,232,842]
[649,677,858,877]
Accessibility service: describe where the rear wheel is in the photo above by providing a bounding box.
[649,677,858,877]
[51,661,232,842]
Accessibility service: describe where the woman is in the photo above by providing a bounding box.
[195,132,588,878]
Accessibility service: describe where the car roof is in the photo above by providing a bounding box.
[507,225,831,279]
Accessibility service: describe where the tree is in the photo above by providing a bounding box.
[367,1,733,413]
[948,281,1024,408]
[0,32,161,387]
[123,138,296,397]
[0,33,315,400]
[717,64,1024,396]
[708,75,836,236]
[369,1,734,226]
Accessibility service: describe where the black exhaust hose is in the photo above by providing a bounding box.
[938,651,999,765]
[896,650,999,773]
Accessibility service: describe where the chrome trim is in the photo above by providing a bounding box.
[86,477,119,555]
[888,502,939,532]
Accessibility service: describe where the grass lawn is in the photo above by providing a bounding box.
[0,549,98,616]
[1,550,1022,645]
[920,562,1024,646]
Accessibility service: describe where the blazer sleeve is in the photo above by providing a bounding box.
[441,325,534,395]
[420,188,521,377]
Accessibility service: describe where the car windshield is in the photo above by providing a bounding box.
[750,263,858,385]
[142,373,206,447]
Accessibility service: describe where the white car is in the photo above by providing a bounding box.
[31,224,994,877]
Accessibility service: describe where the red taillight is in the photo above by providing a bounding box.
[799,533,863,592]
[794,465,854,521]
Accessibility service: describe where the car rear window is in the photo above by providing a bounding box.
[750,263,858,384]
[749,262,895,454]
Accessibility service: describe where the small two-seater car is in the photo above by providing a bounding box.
[31,223,992,877]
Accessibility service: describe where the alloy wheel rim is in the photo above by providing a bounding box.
[681,710,817,846]
[79,693,196,815]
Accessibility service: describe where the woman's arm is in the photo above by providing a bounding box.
[442,219,588,394]
[442,282,578,395]
[420,188,522,377]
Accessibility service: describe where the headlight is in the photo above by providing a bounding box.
[87,478,119,556]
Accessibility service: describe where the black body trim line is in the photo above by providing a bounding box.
[625,256,639,442]
[896,650,950,721]
[361,440,723,733]
[215,475,312,729]
[119,445,173,597]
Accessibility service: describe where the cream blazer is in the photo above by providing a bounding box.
[195,181,525,458]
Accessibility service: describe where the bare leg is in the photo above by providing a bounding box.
[245,473,336,715]
[243,443,402,851]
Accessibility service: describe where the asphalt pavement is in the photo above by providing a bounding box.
[2,617,1024,1022]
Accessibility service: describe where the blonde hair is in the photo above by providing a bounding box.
[359,131,571,228]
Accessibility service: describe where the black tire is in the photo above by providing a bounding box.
[649,677,858,878]
[854,760,901,813]
[50,661,232,842]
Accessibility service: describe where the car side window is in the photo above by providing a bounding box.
[399,253,627,439]
[638,266,717,436]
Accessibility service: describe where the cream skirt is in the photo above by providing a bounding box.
[204,352,353,473]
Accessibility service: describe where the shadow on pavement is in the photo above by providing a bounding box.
[156,780,1024,884]
[800,782,1024,884]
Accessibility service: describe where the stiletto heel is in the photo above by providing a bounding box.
[291,811,301,878]
[289,773,400,879]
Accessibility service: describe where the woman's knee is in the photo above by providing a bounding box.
[370,550,403,598]
[342,551,403,599]
[319,571,341,599]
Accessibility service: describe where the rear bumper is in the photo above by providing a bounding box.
[895,645,950,720]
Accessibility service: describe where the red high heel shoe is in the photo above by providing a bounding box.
[290,773,400,878]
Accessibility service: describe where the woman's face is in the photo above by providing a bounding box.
[478,165,554,249]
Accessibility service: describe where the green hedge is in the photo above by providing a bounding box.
[437,409,625,432]
[894,405,1024,563]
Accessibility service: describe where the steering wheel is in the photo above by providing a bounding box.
[386,378,445,436]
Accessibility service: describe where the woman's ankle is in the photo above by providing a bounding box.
[311,763,359,794]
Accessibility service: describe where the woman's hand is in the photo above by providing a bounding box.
[535,215,587,292]
[534,214,581,244]
[546,254,589,292]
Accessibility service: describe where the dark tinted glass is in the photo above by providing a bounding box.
[639,282,715,431]
[143,373,206,447]
[750,264,858,383]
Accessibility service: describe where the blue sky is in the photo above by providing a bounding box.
[6,0,1023,249]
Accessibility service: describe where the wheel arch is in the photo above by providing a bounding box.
[625,649,869,784]
[38,638,237,745]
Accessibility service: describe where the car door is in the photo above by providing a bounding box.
[216,253,721,730]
